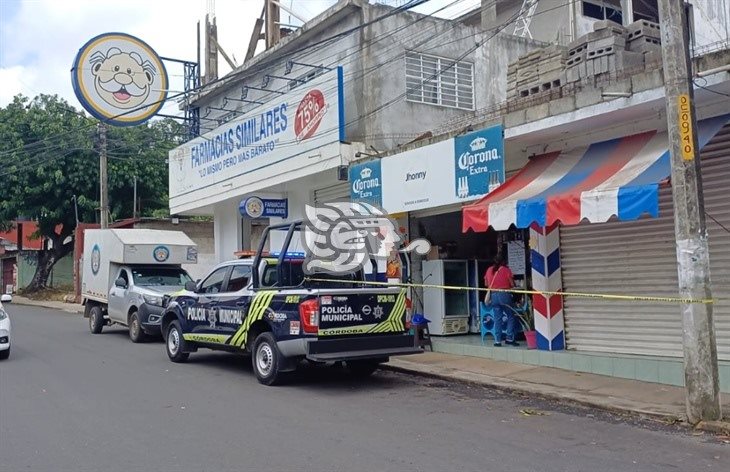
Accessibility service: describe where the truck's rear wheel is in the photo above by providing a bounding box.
[165,321,189,363]
[252,332,283,386]
[89,305,104,334]
[346,360,381,378]
[128,311,147,343]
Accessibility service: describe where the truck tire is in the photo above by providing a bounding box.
[0,348,9,360]
[89,305,104,334]
[165,321,189,363]
[252,332,283,386]
[128,311,147,343]
[346,360,380,378]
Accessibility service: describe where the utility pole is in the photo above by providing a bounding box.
[98,122,109,229]
[657,0,721,423]
[133,175,138,219]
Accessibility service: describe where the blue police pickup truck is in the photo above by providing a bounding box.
[159,221,422,385]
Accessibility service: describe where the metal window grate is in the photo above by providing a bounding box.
[405,51,474,110]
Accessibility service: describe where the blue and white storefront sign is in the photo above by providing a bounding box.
[454,125,505,199]
[169,67,344,214]
[377,124,504,214]
[240,196,288,218]
[349,160,382,205]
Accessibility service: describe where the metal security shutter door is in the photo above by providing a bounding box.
[314,182,350,204]
[560,190,682,357]
[560,124,730,359]
[700,126,730,361]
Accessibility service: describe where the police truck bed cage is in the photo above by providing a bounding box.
[251,220,372,290]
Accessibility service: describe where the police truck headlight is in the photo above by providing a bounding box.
[143,294,163,306]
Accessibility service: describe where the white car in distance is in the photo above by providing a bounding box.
[0,294,12,360]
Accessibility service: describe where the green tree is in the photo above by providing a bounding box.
[0,94,179,291]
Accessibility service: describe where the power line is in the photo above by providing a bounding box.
[197,0,477,122]
[0,0,438,159]
[2,0,540,171]
[3,0,475,161]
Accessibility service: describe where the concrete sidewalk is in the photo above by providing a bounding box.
[385,351,730,434]
[9,296,84,314]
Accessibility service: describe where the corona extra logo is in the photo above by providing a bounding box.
[470,136,488,151]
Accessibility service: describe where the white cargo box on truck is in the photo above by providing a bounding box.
[82,229,198,304]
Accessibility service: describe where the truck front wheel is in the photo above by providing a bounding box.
[89,305,104,334]
[165,321,189,363]
[252,332,283,386]
[128,311,147,343]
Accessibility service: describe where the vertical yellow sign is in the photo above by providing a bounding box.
[678,94,695,161]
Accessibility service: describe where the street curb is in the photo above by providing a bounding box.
[10,298,84,315]
[381,360,688,426]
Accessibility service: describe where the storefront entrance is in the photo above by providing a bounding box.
[413,209,530,336]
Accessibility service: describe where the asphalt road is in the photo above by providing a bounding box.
[1,305,728,472]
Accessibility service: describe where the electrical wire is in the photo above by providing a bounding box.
[1,0,479,160]
[195,0,576,130]
[693,77,730,98]
[0,0,438,159]
[706,211,730,235]
[196,0,478,119]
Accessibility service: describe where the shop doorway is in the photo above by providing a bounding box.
[414,210,531,335]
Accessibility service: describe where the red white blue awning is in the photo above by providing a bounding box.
[463,114,730,232]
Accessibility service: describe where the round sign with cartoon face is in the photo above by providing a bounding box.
[153,245,170,262]
[71,32,168,126]
[90,244,101,275]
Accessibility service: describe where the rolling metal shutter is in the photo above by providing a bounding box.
[561,124,730,360]
[701,126,730,361]
[313,182,350,204]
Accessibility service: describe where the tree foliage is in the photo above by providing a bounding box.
[0,94,183,290]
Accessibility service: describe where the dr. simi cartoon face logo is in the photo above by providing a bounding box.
[72,33,168,127]
[89,48,156,110]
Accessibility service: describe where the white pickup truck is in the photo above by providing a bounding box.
[81,229,198,342]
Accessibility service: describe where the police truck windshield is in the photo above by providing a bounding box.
[132,268,193,287]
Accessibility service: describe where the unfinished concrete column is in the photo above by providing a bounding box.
[481,0,497,30]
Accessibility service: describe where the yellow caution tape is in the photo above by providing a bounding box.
[303,277,715,305]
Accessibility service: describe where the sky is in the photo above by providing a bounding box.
[0,0,480,117]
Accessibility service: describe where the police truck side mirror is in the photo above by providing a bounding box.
[185,280,197,292]
[114,277,127,289]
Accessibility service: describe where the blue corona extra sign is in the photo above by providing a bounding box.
[454,125,505,199]
[349,160,382,206]
[71,32,168,126]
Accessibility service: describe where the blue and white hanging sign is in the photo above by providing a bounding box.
[349,160,382,205]
[454,125,505,199]
[239,196,288,218]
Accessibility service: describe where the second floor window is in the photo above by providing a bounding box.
[405,51,474,110]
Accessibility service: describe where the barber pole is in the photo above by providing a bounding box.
[530,223,564,350]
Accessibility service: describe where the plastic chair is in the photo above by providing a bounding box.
[479,302,499,344]
[411,313,432,351]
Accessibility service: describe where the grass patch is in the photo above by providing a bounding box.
[18,286,74,302]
